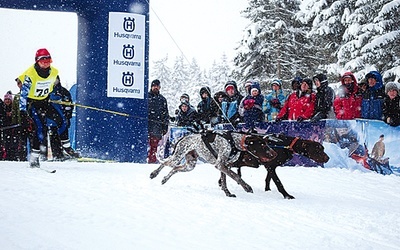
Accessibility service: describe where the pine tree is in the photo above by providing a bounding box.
[150,55,171,86]
[233,0,313,88]
[206,53,233,94]
[296,0,347,78]
[338,0,400,80]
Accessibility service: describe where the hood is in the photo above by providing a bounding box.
[340,72,358,94]
[250,81,261,94]
[313,73,328,88]
[365,71,383,91]
[224,80,238,93]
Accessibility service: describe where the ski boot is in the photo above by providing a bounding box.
[29,149,40,168]
[61,139,80,158]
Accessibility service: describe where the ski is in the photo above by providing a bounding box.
[77,157,116,163]
[30,167,57,173]
[42,169,57,173]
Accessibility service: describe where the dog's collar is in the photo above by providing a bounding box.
[288,137,299,151]
[240,135,248,151]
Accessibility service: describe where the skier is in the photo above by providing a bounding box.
[18,48,77,168]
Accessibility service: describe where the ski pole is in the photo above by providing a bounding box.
[49,100,130,117]
[0,124,21,131]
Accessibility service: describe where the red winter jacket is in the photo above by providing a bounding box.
[333,72,362,120]
[277,91,316,120]
[333,96,362,119]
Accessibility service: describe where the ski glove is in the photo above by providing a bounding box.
[243,99,255,110]
[270,99,281,109]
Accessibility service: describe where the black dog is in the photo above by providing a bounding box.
[221,133,330,199]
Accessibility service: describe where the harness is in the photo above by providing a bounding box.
[201,131,246,160]
[266,134,300,153]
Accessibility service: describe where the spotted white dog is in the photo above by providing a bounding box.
[150,131,276,196]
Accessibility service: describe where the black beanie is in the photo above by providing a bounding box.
[151,79,161,87]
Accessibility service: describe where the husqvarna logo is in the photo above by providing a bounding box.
[122,72,134,86]
[122,44,135,59]
[123,17,135,32]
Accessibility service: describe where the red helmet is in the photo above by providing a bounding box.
[35,48,52,62]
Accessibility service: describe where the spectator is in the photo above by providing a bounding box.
[242,82,264,130]
[311,73,335,122]
[263,79,286,121]
[179,93,195,109]
[18,48,77,168]
[210,91,228,126]
[197,86,217,125]
[3,92,17,160]
[221,80,244,126]
[291,76,302,92]
[243,80,253,95]
[11,78,28,161]
[382,82,400,126]
[361,71,385,120]
[333,72,362,120]
[180,93,190,103]
[0,93,5,130]
[148,79,169,163]
[357,80,368,97]
[176,100,200,129]
[170,93,194,123]
[0,96,4,160]
[276,78,316,122]
[3,92,13,125]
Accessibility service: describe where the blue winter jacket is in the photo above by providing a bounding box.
[361,71,385,120]
[263,89,286,121]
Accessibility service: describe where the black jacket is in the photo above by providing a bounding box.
[0,99,5,127]
[383,95,400,126]
[148,90,169,139]
[197,97,218,124]
[312,84,335,121]
[176,106,200,128]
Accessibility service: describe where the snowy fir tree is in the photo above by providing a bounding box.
[150,0,399,99]
[337,0,400,80]
[294,0,399,82]
[151,54,171,85]
[233,0,316,88]
[150,54,234,114]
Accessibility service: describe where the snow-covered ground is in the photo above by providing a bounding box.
[1,161,399,250]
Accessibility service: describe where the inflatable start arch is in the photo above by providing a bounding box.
[0,0,150,162]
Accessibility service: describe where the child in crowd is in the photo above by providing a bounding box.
[176,100,200,129]
[210,91,228,126]
[263,79,286,121]
[241,82,264,130]
[382,82,400,126]
[197,86,217,125]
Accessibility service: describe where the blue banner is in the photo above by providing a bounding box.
[164,120,400,175]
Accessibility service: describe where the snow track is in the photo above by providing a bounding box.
[1,162,399,250]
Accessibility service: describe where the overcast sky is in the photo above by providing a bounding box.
[0,0,248,98]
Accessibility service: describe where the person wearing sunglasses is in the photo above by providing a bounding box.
[18,48,78,168]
